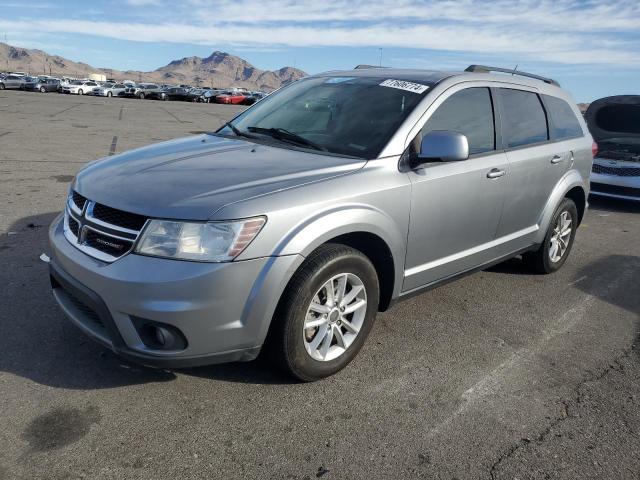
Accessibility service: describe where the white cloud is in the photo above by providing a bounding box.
[124,0,162,5]
[1,0,639,67]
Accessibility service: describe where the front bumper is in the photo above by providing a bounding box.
[591,158,640,201]
[48,214,301,368]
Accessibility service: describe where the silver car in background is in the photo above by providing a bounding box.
[0,74,26,90]
[585,95,640,201]
[92,82,127,97]
[48,65,593,381]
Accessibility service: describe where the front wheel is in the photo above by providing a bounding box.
[523,198,578,274]
[107,91,112,97]
[269,244,379,381]
[0,83,5,90]
[40,86,46,93]
[78,89,83,95]
[139,92,145,99]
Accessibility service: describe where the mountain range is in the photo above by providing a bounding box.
[0,42,306,91]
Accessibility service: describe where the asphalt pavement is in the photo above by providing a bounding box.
[0,91,638,480]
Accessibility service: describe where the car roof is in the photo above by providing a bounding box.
[312,67,564,93]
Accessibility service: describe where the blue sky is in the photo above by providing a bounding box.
[1,0,639,102]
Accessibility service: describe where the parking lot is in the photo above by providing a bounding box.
[1,90,639,479]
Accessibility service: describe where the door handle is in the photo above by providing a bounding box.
[486,168,506,179]
[551,154,564,164]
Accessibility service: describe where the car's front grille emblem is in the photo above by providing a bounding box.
[63,192,148,263]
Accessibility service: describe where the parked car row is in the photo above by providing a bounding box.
[0,72,269,105]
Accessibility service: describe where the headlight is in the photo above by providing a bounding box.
[135,217,266,262]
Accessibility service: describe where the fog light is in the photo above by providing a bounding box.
[154,326,173,348]
[131,317,188,351]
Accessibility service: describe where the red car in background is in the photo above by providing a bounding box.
[214,91,248,104]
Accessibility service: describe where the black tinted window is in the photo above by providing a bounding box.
[544,95,583,139]
[421,87,495,155]
[501,89,548,148]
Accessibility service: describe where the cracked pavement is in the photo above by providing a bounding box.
[0,91,639,479]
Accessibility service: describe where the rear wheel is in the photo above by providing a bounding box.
[523,197,578,274]
[269,244,379,381]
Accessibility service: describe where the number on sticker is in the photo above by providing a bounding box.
[379,79,429,94]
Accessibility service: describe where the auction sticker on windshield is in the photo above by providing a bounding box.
[379,79,429,94]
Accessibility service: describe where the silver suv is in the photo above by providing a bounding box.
[48,65,594,381]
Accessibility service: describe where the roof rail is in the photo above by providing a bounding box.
[464,65,560,87]
[354,64,388,69]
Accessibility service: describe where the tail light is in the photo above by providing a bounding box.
[591,142,598,158]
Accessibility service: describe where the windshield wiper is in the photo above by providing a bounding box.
[247,127,327,152]
[223,121,256,139]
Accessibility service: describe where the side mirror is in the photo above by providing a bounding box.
[411,130,469,168]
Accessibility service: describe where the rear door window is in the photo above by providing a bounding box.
[500,89,549,148]
[543,95,583,139]
[421,87,496,155]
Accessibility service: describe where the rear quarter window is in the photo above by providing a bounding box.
[543,95,583,139]
[500,89,549,148]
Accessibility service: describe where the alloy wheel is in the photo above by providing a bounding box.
[549,211,572,263]
[303,273,367,361]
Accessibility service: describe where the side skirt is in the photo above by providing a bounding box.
[388,244,539,308]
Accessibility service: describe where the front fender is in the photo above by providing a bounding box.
[240,204,408,348]
[275,203,406,295]
[534,169,587,244]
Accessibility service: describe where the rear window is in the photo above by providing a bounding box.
[595,104,640,134]
[500,89,549,148]
[421,87,495,155]
[543,95,583,139]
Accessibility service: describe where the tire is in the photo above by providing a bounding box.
[78,89,83,95]
[139,93,145,99]
[523,197,578,274]
[40,86,46,93]
[0,83,5,90]
[107,91,112,98]
[268,243,379,381]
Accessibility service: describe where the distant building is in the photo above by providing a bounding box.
[88,73,107,82]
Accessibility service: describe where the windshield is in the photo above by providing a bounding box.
[220,76,430,158]
[71,81,82,85]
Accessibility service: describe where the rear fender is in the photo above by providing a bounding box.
[534,170,587,244]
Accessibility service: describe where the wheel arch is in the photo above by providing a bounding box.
[564,185,586,226]
[268,205,406,305]
[535,170,587,244]
[241,206,407,349]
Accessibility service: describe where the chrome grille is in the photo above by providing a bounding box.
[63,191,148,262]
[92,203,147,231]
[592,163,640,177]
[71,191,87,210]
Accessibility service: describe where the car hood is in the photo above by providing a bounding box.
[585,96,640,144]
[73,134,366,220]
